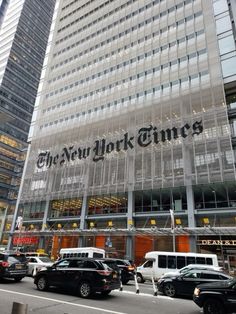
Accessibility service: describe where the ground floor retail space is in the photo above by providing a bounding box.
[10,232,236,271]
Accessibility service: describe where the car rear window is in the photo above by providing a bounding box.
[100,262,113,271]
[8,255,27,263]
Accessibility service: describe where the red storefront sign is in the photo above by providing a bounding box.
[13,236,39,245]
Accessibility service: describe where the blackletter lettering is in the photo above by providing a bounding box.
[37,152,48,168]
[106,142,114,154]
[82,147,90,159]
[180,123,191,138]
[192,120,203,136]
[60,146,74,165]
[160,127,179,142]
[71,150,77,161]
[53,154,59,165]
[93,139,106,162]
[123,132,134,150]
[137,126,153,147]
[46,152,53,168]
[153,127,159,144]
[77,148,83,160]
[116,139,123,152]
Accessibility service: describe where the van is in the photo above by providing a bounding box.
[136,251,218,282]
[59,247,105,259]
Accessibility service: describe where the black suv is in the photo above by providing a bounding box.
[100,258,135,284]
[157,269,231,297]
[0,251,28,281]
[193,278,236,314]
[34,257,120,298]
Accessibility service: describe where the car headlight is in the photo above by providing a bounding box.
[194,287,200,296]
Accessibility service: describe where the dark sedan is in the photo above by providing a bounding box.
[157,269,232,297]
[34,257,120,298]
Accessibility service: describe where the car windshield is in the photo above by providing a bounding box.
[38,257,52,263]
[179,266,193,274]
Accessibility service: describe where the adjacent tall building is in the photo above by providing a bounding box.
[0,0,56,245]
[7,0,236,267]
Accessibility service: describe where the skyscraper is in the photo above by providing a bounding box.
[0,0,9,29]
[0,0,56,245]
[9,0,236,264]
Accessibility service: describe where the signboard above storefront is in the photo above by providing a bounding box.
[199,239,236,246]
[36,120,203,168]
[13,236,39,245]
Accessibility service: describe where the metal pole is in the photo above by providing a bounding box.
[173,227,176,252]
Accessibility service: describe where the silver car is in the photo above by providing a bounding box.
[26,256,53,276]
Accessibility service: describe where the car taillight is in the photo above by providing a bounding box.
[0,261,9,267]
[127,266,135,271]
[97,270,112,276]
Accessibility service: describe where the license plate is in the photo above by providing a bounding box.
[15,264,23,269]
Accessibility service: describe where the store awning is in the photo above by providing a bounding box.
[9,226,236,237]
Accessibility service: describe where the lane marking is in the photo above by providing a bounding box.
[0,288,128,314]
[114,290,174,300]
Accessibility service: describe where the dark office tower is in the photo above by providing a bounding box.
[0,0,56,243]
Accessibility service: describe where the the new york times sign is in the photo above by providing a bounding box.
[36,121,203,169]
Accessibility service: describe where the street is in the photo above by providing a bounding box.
[0,277,201,314]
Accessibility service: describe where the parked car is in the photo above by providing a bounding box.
[193,278,236,314]
[100,258,135,284]
[26,256,53,276]
[160,264,224,279]
[34,257,120,298]
[0,251,28,281]
[157,269,232,297]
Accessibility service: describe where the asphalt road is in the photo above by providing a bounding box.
[0,277,201,314]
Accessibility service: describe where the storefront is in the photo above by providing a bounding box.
[198,236,236,273]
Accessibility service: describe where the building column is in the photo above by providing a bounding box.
[79,194,87,247]
[38,199,50,249]
[126,190,134,260]
[186,185,197,252]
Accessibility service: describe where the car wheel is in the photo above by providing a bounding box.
[163,283,176,297]
[14,277,23,282]
[101,290,111,296]
[78,282,92,298]
[203,298,225,314]
[136,273,145,283]
[36,276,48,291]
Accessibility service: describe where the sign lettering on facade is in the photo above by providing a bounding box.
[199,239,236,246]
[36,120,203,168]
